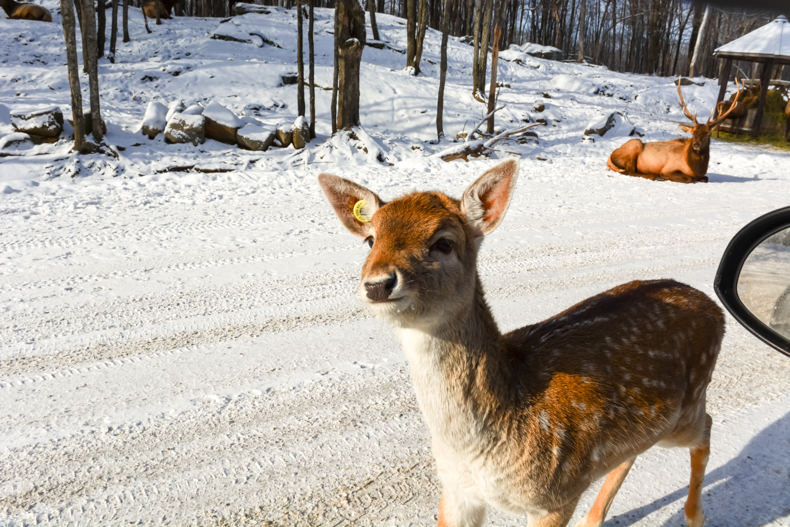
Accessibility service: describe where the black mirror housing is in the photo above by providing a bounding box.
[715,207,790,357]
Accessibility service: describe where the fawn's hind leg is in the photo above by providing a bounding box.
[684,413,712,527]
[575,457,636,527]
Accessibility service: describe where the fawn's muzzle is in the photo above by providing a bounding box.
[364,273,398,302]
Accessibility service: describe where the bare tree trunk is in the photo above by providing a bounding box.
[486,1,505,134]
[507,0,516,47]
[296,0,305,117]
[73,0,89,72]
[336,0,365,130]
[331,2,339,133]
[566,0,576,53]
[689,3,709,77]
[404,0,428,75]
[367,0,379,40]
[577,0,585,62]
[412,0,427,74]
[97,0,106,58]
[672,4,692,76]
[406,0,416,70]
[122,0,129,42]
[486,25,501,134]
[109,0,118,62]
[463,0,473,34]
[308,0,316,138]
[686,3,702,74]
[437,0,451,140]
[476,0,492,95]
[60,0,86,151]
[471,0,481,96]
[81,0,106,141]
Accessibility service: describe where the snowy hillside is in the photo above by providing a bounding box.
[2,3,790,526]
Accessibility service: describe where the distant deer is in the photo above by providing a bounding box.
[142,0,178,33]
[785,98,790,140]
[716,81,759,120]
[319,159,725,527]
[0,0,52,21]
[607,79,743,183]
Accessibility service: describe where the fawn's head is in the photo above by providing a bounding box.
[319,159,518,330]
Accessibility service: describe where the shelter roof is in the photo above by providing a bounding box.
[714,15,790,62]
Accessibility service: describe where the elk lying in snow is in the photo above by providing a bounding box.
[142,0,178,33]
[607,79,743,183]
[0,0,51,21]
[319,159,725,527]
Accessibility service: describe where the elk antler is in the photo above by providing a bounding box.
[708,78,744,128]
[677,77,698,126]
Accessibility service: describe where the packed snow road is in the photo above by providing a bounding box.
[2,151,790,526]
[2,5,790,523]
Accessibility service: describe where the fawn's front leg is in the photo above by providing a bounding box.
[437,488,486,527]
[527,498,580,527]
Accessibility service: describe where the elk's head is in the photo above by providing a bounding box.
[318,160,518,330]
[678,78,743,156]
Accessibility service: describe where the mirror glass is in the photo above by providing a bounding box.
[737,227,790,340]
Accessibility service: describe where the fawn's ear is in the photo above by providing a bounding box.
[318,173,383,237]
[461,159,518,236]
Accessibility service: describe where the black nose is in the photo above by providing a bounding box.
[364,273,397,302]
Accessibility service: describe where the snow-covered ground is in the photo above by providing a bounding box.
[2,4,790,526]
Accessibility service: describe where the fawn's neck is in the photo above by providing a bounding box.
[397,276,510,448]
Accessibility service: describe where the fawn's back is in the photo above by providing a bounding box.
[496,279,723,505]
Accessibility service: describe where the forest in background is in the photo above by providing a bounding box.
[51,0,788,152]
[154,0,787,80]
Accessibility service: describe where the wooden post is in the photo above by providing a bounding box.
[751,59,773,138]
[714,57,732,118]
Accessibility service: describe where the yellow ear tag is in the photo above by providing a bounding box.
[352,199,372,223]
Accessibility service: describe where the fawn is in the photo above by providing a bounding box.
[318,159,724,527]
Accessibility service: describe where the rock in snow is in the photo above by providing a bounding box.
[236,123,275,151]
[182,103,204,116]
[164,112,205,145]
[166,99,185,122]
[10,106,63,143]
[203,101,242,144]
[584,112,639,137]
[291,115,310,149]
[0,132,34,151]
[141,101,168,139]
[275,123,292,148]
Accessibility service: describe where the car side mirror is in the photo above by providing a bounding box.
[715,207,790,357]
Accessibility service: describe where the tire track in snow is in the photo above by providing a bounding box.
[1,364,439,526]
[0,208,302,255]
[0,305,365,380]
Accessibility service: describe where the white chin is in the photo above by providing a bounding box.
[366,298,413,322]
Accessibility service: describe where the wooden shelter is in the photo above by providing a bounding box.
[713,15,790,137]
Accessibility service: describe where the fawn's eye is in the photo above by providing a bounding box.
[430,238,454,255]
[364,236,374,248]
